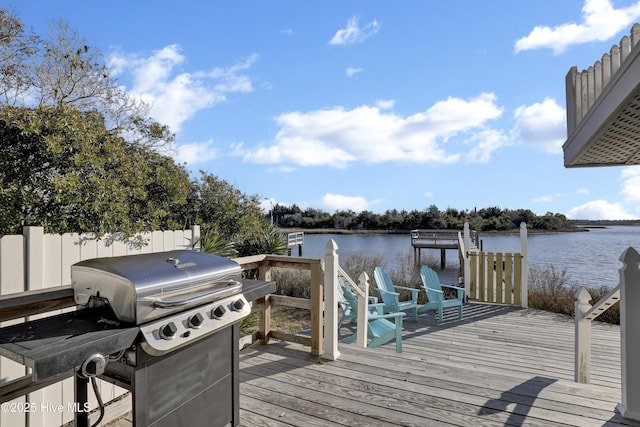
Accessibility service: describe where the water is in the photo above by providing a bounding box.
[296,226,640,288]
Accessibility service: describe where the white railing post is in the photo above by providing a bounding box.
[463,223,471,298]
[520,222,528,308]
[617,247,640,420]
[356,272,369,348]
[322,239,340,361]
[574,287,592,383]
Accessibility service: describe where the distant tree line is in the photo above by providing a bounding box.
[269,204,575,232]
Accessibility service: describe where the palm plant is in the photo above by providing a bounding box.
[234,223,288,256]
[195,230,237,257]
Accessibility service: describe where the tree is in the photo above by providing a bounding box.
[192,171,265,240]
[0,105,190,236]
[0,11,283,255]
[510,209,537,227]
[0,9,40,105]
[356,210,380,230]
[332,210,357,229]
[0,11,173,150]
[478,206,503,219]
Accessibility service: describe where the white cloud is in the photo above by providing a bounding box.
[175,139,219,164]
[376,99,395,110]
[511,98,566,154]
[515,0,640,54]
[235,93,503,168]
[465,129,509,163]
[259,198,277,214]
[329,17,380,46]
[109,46,256,133]
[566,200,635,220]
[322,193,370,212]
[346,67,363,77]
[620,166,640,202]
[532,193,561,203]
[195,54,257,92]
[533,195,553,203]
[577,188,590,195]
[566,168,640,220]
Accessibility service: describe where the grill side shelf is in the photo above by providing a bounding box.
[0,309,139,381]
[241,279,276,302]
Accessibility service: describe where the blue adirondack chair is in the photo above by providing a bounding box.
[373,267,419,321]
[337,278,356,330]
[418,265,464,322]
[337,277,378,330]
[338,279,405,352]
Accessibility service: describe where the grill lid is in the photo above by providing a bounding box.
[72,250,242,324]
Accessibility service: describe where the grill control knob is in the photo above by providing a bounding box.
[212,305,226,319]
[232,298,245,311]
[188,312,205,329]
[159,322,178,340]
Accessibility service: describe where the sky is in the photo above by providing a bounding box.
[8,0,640,220]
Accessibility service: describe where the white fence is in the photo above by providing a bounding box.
[0,226,200,427]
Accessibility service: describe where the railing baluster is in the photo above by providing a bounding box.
[566,24,640,134]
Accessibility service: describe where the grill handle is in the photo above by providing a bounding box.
[152,280,242,308]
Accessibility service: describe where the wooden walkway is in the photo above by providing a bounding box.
[239,303,637,427]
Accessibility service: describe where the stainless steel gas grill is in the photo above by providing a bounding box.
[72,250,250,356]
[0,250,275,427]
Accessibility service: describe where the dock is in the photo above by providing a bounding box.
[239,303,633,427]
[411,229,478,267]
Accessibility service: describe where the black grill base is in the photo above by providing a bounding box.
[102,324,240,427]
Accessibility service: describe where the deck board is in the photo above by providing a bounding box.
[239,303,639,427]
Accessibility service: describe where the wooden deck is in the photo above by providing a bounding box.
[239,303,637,427]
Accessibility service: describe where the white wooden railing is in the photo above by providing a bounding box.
[574,247,640,421]
[337,266,370,350]
[287,232,304,247]
[566,23,640,135]
[323,239,371,361]
[460,223,477,300]
[0,226,200,427]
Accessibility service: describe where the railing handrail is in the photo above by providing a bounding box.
[337,265,365,298]
[581,285,620,321]
[411,229,459,237]
[286,232,304,247]
[458,231,466,259]
[411,228,478,246]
